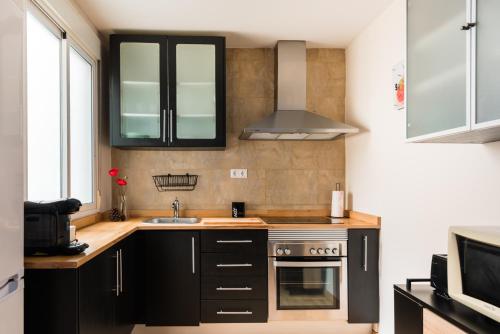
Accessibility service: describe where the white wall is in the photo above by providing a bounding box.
[36,0,101,59]
[345,0,500,333]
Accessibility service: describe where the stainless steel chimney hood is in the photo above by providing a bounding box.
[239,41,358,140]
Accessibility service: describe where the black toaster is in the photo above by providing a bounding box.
[24,199,82,255]
[430,254,448,298]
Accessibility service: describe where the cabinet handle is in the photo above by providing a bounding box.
[112,251,119,296]
[216,240,253,244]
[162,109,166,142]
[460,22,476,30]
[217,310,253,315]
[216,263,253,268]
[169,109,173,143]
[119,249,123,293]
[363,235,368,272]
[192,237,195,275]
[216,286,253,291]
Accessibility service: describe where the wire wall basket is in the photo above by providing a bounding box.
[152,173,198,192]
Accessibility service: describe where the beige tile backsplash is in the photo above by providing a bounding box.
[111,48,346,211]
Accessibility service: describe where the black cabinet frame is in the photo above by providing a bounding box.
[110,34,226,149]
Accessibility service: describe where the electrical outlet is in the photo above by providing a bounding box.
[230,169,248,179]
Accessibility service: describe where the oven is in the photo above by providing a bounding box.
[267,229,348,321]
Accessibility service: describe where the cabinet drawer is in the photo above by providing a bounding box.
[201,230,267,254]
[202,276,267,300]
[201,300,268,323]
[202,253,267,276]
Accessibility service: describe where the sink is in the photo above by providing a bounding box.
[143,217,200,224]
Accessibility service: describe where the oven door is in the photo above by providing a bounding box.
[268,257,347,321]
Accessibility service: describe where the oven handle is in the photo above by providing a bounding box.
[273,261,342,268]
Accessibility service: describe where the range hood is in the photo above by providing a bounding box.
[239,41,359,140]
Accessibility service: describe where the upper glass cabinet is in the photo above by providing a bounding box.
[168,37,225,148]
[406,0,500,143]
[110,35,226,148]
[406,0,467,140]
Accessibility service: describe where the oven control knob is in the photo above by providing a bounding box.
[325,248,331,254]
[317,248,324,255]
[284,248,291,255]
[310,248,317,255]
[276,248,284,256]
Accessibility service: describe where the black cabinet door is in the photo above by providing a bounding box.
[144,231,200,326]
[25,269,79,334]
[167,36,226,148]
[114,235,136,334]
[79,247,117,334]
[109,34,168,148]
[394,289,423,334]
[347,229,380,323]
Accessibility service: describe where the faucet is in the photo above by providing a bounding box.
[171,197,180,219]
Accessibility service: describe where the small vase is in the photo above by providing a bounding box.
[119,194,128,221]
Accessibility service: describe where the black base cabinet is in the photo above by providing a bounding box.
[25,235,136,334]
[200,230,268,323]
[347,229,380,323]
[26,229,270,332]
[141,231,200,326]
[394,289,423,334]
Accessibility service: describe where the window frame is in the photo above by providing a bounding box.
[26,3,99,217]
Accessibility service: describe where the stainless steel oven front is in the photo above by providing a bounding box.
[268,229,348,321]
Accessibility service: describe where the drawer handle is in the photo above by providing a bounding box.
[216,286,253,291]
[216,240,253,244]
[217,310,253,315]
[216,263,253,268]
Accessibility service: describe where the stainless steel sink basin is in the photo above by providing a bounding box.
[143,217,200,224]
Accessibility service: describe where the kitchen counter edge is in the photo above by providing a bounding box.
[25,213,380,269]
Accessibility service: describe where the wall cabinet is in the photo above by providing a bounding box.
[406,0,500,143]
[25,236,136,334]
[110,35,226,149]
[142,231,200,326]
[347,229,379,323]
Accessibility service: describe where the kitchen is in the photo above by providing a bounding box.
[1,0,500,334]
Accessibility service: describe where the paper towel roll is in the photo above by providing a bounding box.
[331,190,344,218]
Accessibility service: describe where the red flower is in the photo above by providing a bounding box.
[108,168,119,177]
[116,178,127,186]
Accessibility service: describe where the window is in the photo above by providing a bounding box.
[69,47,94,204]
[26,7,97,212]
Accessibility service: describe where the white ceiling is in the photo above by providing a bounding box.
[74,0,393,48]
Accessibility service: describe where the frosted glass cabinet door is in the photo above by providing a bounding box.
[406,0,468,139]
[176,44,216,139]
[110,35,165,147]
[475,0,500,124]
[168,37,226,148]
[120,42,161,139]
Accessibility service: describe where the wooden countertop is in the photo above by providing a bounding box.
[24,211,380,270]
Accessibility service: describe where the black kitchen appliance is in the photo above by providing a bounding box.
[231,202,245,218]
[430,254,448,298]
[24,199,88,255]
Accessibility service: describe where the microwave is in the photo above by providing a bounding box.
[448,226,500,322]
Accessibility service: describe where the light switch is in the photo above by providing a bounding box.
[230,169,248,179]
